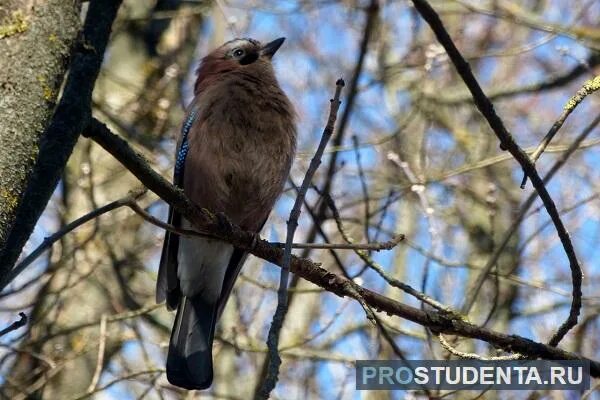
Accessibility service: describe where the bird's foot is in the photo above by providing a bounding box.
[215,212,233,234]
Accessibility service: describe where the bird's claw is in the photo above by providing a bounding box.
[249,232,259,251]
[215,212,233,233]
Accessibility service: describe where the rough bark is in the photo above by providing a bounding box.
[0,0,81,251]
[0,0,122,287]
[4,2,203,397]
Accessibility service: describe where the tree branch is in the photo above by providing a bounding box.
[411,0,582,348]
[0,312,27,337]
[257,78,345,399]
[2,190,146,291]
[521,75,600,187]
[462,113,600,317]
[426,51,600,104]
[79,115,600,377]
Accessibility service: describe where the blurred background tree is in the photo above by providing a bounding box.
[0,0,599,399]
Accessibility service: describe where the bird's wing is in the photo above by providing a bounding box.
[156,108,200,309]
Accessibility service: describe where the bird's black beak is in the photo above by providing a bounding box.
[261,37,285,59]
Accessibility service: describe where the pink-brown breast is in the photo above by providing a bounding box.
[182,68,296,232]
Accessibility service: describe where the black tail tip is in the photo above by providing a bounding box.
[166,346,213,390]
[166,368,213,390]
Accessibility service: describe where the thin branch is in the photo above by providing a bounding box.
[270,236,404,251]
[432,137,600,184]
[252,3,379,394]
[2,189,146,290]
[257,78,345,400]
[3,187,404,293]
[462,113,600,316]
[278,301,350,352]
[287,181,404,360]
[425,51,600,105]
[387,151,443,319]
[352,135,371,243]
[128,195,405,251]
[0,313,27,337]
[437,334,524,361]
[26,304,162,346]
[521,74,600,187]
[0,343,56,369]
[412,0,583,348]
[218,337,355,364]
[125,197,212,238]
[320,0,379,192]
[451,0,600,49]
[70,369,164,400]
[352,189,397,279]
[86,314,107,394]
[319,188,457,317]
[80,108,600,377]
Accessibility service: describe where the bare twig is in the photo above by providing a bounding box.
[128,188,404,251]
[582,380,600,400]
[319,188,457,317]
[433,137,600,183]
[462,113,600,318]
[451,0,600,50]
[26,303,162,346]
[0,313,27,337]
[278,301,350,351]
[352,189,397,279]
[521,75,600,187]
[1,189,146,291]
[253,2,379,394]
[86,314,107,394]
[0,343,56,369]
[129,195,404,251]
[125,198,210,238]
[219,337,355,364]
[437,333,524,361]
[271,236,404,251]
[81,111,600,377]
[257,78,345,399]
[352,135,371,243]
[412,0,583,347]
[3,185,403,293]
[70,369,164,400]
[387,150,443,321]
[427,50,600,104]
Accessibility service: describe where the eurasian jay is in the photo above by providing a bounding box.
[156,37,296,390]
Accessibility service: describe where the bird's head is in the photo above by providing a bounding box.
[194,37,286,94]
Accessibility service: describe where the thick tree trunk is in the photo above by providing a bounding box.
[0,0,122,290]
[0,0,81,250]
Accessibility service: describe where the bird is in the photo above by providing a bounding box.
[156,37,296,390]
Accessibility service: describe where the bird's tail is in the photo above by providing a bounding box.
[166,295,217,390]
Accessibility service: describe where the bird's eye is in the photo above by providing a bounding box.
[233,48,245,58]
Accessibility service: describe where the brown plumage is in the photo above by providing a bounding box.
[157,37,296,390]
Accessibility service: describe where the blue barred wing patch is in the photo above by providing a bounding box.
[174,108,199,186]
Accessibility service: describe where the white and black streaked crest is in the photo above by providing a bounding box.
[222,38,261,65]
[222,38,261,49]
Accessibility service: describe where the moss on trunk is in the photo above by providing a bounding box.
[0,0,81,248]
